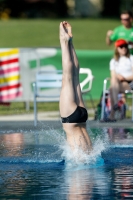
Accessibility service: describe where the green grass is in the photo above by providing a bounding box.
[0,99,132,119]
[0,18,120,49]
[0,99,99,115]
[0,102,59,115]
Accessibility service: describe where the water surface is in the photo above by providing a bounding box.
[0,126,133,199]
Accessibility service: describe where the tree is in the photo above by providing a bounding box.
[101,0,121,17]
[4,0,68,18]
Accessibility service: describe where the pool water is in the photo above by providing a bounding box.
[0,126,133,199]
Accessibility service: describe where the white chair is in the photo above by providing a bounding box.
[80,68,94,94]
[80,68,95,111]
[101,77,133,121]
[33,68,94,126]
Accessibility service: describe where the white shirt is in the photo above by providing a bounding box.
[110,55,133,78]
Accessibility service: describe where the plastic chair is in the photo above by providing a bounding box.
[101,77,133,121]
[33,68,94,126]
[79,68,95,111]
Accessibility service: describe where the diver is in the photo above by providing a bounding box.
[59,21,92,156]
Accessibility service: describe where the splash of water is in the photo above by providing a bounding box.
[0,125,110,168]
[60,131,109,169]
[33,126,110,167]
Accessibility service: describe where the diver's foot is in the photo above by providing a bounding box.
[59,22,71,42]
[63,21,73,38]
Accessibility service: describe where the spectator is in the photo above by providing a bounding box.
[106,10,133,54]
[108,39,133,122]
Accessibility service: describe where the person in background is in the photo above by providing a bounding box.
[59,21,92,156]
[106,10,133,54]
[108,39,133,122]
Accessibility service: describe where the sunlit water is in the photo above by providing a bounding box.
[0,125,133,199]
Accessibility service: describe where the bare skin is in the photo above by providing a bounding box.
[109,73,130,119]
[109,46,133,120]
[59,21,92,153]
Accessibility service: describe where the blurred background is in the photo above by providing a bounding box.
[0,0,133,119]
[0,0,132,19]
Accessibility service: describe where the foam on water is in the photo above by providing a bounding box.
[60,132,109,169]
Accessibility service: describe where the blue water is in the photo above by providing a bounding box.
[0,126,133,199]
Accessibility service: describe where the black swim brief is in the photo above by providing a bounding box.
[61,106,88,123]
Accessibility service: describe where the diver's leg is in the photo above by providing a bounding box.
[64,21,85,107]
[59,22,77,117]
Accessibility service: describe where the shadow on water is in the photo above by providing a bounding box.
[0,125,133,198]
